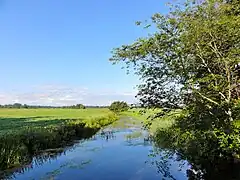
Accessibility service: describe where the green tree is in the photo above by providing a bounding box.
[13,103,22,109]
[76,104,86,109]
[110,0,240,178]
[109,101,129,113]
[23,104,29,109]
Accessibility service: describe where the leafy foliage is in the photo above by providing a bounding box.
[110,0,240,178]
[109,101,129,113]
[73,104,86,109]
[111,0,240,111]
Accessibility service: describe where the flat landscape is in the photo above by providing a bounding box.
[0,108,119,172]
[1,0,239,179]
[0,108,115,135]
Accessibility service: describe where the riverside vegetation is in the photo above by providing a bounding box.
[110,0,240,179]
[125,108,240,179]
[1,0,240,179]
[0,108,118,177]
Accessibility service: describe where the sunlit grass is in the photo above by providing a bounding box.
[122,108,177,134]
[0,108,114,134]
[0,108,118,172]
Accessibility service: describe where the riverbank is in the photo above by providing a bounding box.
[121,108,176,134]
[0,108,118,173]
[126,108,240,179]
[4,116,188,180]
[125,107,240,134]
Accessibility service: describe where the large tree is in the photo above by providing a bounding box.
[111,0,240,128]
[110,0,240,178]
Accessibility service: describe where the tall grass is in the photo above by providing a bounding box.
[0,109,118,175]
[121,108,176,134]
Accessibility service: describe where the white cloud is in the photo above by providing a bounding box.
[0,84,137,106]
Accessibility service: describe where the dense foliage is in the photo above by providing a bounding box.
[63,103,86,109]
[109,101,129,113]
[110,0,240,179]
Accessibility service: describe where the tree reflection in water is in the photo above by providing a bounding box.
[0,150,64,179]
[147,146,240,180]
[99,130,116,141]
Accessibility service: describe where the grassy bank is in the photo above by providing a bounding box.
[124,108,240,179]
[0,108,118,173]
[120,108,149,121]
[124,108,240,133]
[122,108,176,134]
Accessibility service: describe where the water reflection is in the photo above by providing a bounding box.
[0,129,97,180]
[99,130,115,141]
[6,116,240,180]
[148,145,240,180]
[1,150,64,179]
[185,160,240,180]
[2,118,189,180]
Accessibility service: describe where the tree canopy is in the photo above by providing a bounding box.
[110,0,240,178]
[109,101,129,113]
[111,0,240,111]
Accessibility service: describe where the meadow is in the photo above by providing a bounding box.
[0,108,116,134]
[0,108,118,173]
[2,107,239,177]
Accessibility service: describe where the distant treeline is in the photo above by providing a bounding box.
[0,103,109,109]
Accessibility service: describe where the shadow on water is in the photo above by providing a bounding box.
[2,149,66,179]
[2,117,239,180]
[147,149,240,180]
[108,118,240,180]
[147,140,240,180]
[2,117,186,180]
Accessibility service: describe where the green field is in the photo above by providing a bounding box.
[0,108,115,135]
[0,108,178,135]
[0,108,118,170]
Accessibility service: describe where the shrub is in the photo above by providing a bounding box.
[109,101,129,113]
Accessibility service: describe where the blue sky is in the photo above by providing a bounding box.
[0,0,170,105]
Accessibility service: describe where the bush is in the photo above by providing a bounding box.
[76,104,86,109]
[109,101,129,113]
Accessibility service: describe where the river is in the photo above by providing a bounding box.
[5,117,189,180]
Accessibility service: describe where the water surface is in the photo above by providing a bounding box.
[8,117,188,180]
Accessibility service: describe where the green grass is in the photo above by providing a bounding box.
[0,108,110,118]
[148,110,181,134]
[120,109,148,121]
[124,108,240,133]
[0,108,118,173]
[120,108,159,122]
[122,108,178,134]
[0,108,115,134]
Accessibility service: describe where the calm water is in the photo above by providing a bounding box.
[8,117,188,180]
